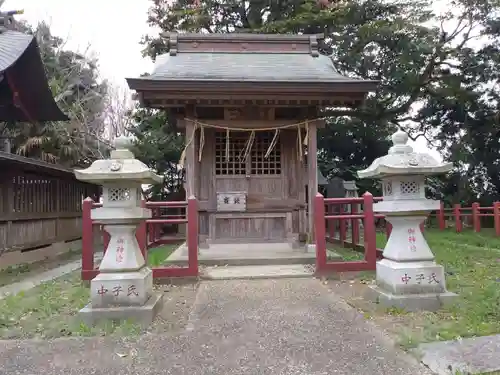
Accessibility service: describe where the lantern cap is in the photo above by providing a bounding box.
[74,135,162,184]
[357,130,452,179]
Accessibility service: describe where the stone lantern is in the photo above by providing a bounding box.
[357,130,457,311]
[74,135,163,324]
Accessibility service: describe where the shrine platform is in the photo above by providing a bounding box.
[166,242,342,267]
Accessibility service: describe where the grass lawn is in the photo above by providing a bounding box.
[147,243,180,267]
[327,228,500,349]
[0,242,189,339]
[0,272,142,339]
[0,249,82,287]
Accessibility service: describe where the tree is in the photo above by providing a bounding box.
[141,0,500,202]
[1,21,110,167]
[103,84,135,143]
[129,105,184,199]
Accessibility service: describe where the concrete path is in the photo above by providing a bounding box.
[0,278,432,375]
[0,253,103,300]
[418,334,500,374]
[202,264,313,280]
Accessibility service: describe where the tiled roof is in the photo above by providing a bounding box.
[0,29,68,121]
[145,52,359,83]
[0,30,33,72]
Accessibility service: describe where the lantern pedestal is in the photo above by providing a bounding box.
[80,214,163,326]
[367,204,457,312]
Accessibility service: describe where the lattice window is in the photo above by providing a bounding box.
[109,188,131,201]
[215,131,247,175]
[400,181,419,194]
[251,131,281,175]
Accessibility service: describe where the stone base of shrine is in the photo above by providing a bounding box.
[79,293,163,327]
[365,285,457,312]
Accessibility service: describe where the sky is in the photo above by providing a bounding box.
[4,0,442,160]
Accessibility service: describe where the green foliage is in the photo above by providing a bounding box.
[129,105,184,199]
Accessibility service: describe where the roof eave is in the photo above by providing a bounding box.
[358,164,453,179]
[126,77,379,94]
[161,32,325,43]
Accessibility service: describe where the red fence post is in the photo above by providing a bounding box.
[339,204,346,245]
[472,202,480,233]
[136,199,148,260]
[155,208,161,240]
[148,206,156,244]
[363,192,377,267]
[454,204,462,233]
[419,222,425,233]
[328,203,335,240]
[494,202,500,236]
[314,193,327,274]
[351,201,360,247]
[187,196,199,276]
[82,197,95,280]
[438,201,446,231]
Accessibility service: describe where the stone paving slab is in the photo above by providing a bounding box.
[0,253,103,300]
[417,334,500,374]
[0,278,433,375]
[202,264,313,280]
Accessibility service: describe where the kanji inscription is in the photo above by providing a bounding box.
[128,285,139,297]
[115,237,125,263]
[97,285,108,296]
[428,273,440,284]
[112,285,123,296]
[216,192,246,211]
[407,228,417,252]
[401,273,411,284]
[400,272,441,285]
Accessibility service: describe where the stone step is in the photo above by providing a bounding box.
[201,264,314,280]
[168,256,315,267]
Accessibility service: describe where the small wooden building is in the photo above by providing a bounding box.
[127,33,376,247]
[0,11,94,268]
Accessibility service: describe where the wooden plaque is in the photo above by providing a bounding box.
[216,192,247,212]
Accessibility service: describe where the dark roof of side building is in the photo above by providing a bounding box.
[0,28,68,121]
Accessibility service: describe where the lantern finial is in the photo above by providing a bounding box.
[389,130,412,155]
[111,135,135,159]
[392,129,408,145]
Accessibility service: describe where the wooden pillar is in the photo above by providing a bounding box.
[184,119,197,198]
[184,115,199,250]
[307,121,318,241]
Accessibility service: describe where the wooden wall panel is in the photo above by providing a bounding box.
[215,215,286,241]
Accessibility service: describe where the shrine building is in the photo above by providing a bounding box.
[127,33,376,248]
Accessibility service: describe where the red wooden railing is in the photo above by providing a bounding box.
[81,197,199,281]
[314,193,429,275]
[314,192,379,274]
[314,194,500,275]
[429,201,500,235]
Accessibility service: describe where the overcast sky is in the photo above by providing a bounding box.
[4,0,442,159]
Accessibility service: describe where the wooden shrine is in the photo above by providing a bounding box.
[127,33,376,247]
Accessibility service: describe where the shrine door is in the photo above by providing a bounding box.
[211,130,287,242]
